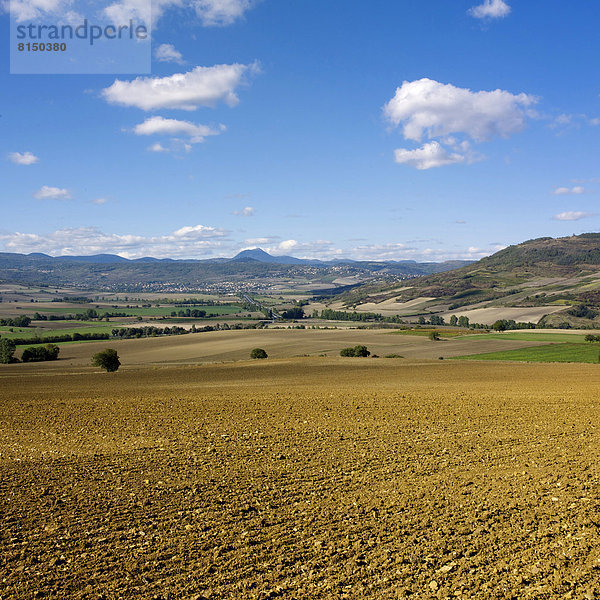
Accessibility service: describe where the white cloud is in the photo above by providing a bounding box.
[194,0,256,26]
[353,242,505,262]
[384,78,536,143]
[393,142,467,170]
[148,142,170,152]
[468,0,511,19]
[384,78,536,169]
[552,186,585,195]
[33,186,71,200]
[92,197,109,205]
[0,224,229,259]
[6,0,72,22]
[553,211,594,221]
[8,151,39,165]
[233,206,255,216]
[154,43,184,64]
[134,116,223,144]
[102,63,256,111]
[101,0,256,29]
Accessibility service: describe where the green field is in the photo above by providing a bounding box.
[0,324,116,342]
[454,342,600,363]
[26,304,243,317]
[470,332,590,342]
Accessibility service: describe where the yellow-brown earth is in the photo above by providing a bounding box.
[1,358,599,599]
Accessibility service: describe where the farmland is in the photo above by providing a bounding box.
[454,342,600,364]
[1,359,599,598]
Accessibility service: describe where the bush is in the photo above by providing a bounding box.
[384,354,404,358]
[21,344,60,363]
[92,348,121,372]
[340,345,370,357]
[567,304,598,319]
[429,331,440,341]
[250,348,268,359]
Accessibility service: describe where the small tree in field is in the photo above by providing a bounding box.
[340,345,370,357]
[92,348,121,372]
[250,348,268,359]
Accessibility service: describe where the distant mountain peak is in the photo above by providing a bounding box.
[231,248,304,265]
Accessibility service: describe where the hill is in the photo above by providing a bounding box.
[330,234,600,328]
[0,249,471,294]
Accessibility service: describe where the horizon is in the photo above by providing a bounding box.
[2,1,599,262]
[2,245,476,263]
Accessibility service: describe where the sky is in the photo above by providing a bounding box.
[1,0,600,262]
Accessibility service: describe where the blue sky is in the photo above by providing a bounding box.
[1,0,599,261]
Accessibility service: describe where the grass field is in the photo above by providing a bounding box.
[17,304,244,317]
[0,324,117,342]
[1,359,599,598]
[469,331,590,343]
[454,342,600,363]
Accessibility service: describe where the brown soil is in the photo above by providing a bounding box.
[1,359,599,599]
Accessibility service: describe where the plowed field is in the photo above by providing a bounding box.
[1,359,599,599]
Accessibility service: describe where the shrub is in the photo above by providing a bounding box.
[340,345,370,357]
[384,354,404,358]
[429,331,440,341]
[21,344,60,362]
[92,348,121,372]
[250,348,268,359]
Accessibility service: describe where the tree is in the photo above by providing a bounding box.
[458,315,470,329]
[21,344,60,362]
[92,348,121,372]
[429,331,440,341]
[281,307,305,320]
[250,348,268,359]
[492,320,507,332]
[340,345,370,357]
[449,315,458,327]
[0,339,16,364]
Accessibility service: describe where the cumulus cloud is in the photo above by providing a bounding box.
[552,186,585,195]
[134,116,223,145]
[154,43,184,64]
[393,142,467,170]
[553,211,594,221]
[33,186,71,200]
[8,151,39,165]
[384,78,536,143]
[233,206,255,216]
[384,78,535,169]
[468,0,511,19]
[0,224,229,259]
[102,63,257,111]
